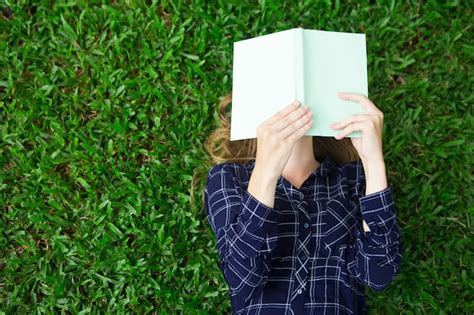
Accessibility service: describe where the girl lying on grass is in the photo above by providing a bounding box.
[204,92,402,314]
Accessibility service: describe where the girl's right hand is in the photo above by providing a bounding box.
[255,100,313,179]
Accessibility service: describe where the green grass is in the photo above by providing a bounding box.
[0,0,472,313]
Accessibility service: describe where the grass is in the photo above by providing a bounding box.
[0,0,472,313]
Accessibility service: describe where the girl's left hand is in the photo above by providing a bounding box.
[329,92,384,162]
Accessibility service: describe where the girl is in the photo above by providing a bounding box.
[204,93,402,314]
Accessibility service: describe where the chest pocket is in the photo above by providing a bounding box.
[323,196,358,256]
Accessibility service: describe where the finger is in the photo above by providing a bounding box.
[281,110,312,139]
[286,115,313,142]
[334,121,366,139]
[273,104,310,132]
[337,92,378,113]
[266,100,301,125]
[330,113,371,130]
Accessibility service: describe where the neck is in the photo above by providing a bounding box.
[281,136,320,187]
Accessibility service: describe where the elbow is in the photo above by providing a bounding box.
[367,251,403,292]
[349,231,403,292]
[222,254,271,298]
[368,272,396,291]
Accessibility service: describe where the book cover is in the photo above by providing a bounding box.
[231,27,368,141]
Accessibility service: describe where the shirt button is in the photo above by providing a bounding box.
[302,255,307,260]
[361,205,366,210]
[304,223,309,229]
[297,289,302,294]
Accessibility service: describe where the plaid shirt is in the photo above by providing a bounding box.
[204,156,402,314]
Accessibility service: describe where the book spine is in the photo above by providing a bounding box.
[294,28,305,106]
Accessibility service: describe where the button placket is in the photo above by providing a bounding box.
[294,204,311,299]
[280,183,311,300]
[299,200,311,232]
[300,200,312,274]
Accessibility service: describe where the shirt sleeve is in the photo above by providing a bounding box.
[346,174,403,291]
[204,163,281,303]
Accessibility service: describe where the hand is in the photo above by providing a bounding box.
[329,93,384,162]
[255,100,313,179]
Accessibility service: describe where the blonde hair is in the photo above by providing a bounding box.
[192,92,360,209]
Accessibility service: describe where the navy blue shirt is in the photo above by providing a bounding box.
[204,156,402,314]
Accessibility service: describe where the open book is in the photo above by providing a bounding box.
[231,27,368,141]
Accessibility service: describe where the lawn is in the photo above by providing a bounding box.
[0,0,472,313]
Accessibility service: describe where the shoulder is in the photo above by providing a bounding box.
[340,161,365,178]
[207,162,245,178]
[338,159,365,182]
[206,161,251,187]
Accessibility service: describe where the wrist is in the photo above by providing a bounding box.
[248,165,279,208]
[254,160,280,182]
[361,158,388,196]
[362,158,385,177]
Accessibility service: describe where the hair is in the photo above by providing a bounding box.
[192,92,360,211]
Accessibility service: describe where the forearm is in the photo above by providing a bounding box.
[205,164,281,302]
[247,163,279,209]
[362,158,388,195]
[348,172,402,290]
[360,158,388,232]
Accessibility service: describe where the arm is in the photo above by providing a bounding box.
[346,159,403,291]
[204,163,280,303]
[361,159,388,233]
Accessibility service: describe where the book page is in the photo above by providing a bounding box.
[303,29,368,138]
[231,29,297,141]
